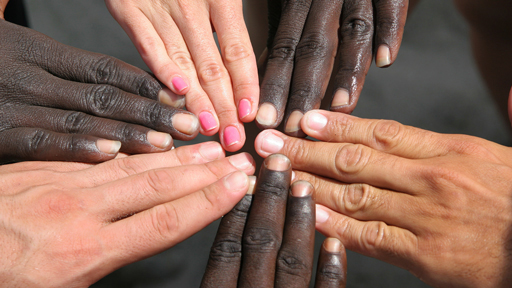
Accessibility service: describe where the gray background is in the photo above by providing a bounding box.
[22,0,511,287]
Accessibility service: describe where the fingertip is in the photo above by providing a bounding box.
[158,88,186,109]
[376,45,392,68]
[263,153,291,171]
[284,110,306,137]
[198,141,225,161]
[222,125,245,152]
[223,170,249,193]
[238,98,257,122]
[198,111,219,134]
[172,113,200,137]
[290,180,314,197]
[255,102,278,128]
[331,88,350,109]
[254,129,285,157]
[301,110,328,135]
[323,237,343,253]
[96,139,122,155]
[316,204,330,224]
[171,75,189,94]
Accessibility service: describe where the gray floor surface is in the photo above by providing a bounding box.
[22,0,511,287]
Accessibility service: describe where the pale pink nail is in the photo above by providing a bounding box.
[323,238,342,253]
[238,99,252,120]
[223,126,241,147]
[316,204,330,223]
[199,112,218,132]
[171,76,188,93]
[305,111,328,131]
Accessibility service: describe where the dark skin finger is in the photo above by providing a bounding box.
[275,181,315,288]
[283,0,343,137]
[314,238,347,288]
[238,154,292,287]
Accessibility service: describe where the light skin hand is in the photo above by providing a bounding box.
[0,141,256,287]
[105,0,259,151]
[255,110,512,287]
[0,0,8,19]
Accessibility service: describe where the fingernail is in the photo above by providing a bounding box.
[323,238,342,253]
[199,142,223,161]
[229,153,254,170]
[238,99,252,120]
[172,113,199,135]
[376,45,391,68]
[305,111,328,131]
[223,126,241,147]
[285,110,304,134]
[264,154,290,171]
[260,131,284,155]
[224,171,249,191]
[199,111,218,132]
[256,103,277,127]
[292,171,296,181]
[291,180,313,197]
[96,139,121,154]
[147,131,173,149]
[331,89,350,108]
[171,76,188,92]
[158,88,186,108]
[316,204,330,223]
[247,176,257,195]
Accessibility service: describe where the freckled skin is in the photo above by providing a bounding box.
[0,20,197,163]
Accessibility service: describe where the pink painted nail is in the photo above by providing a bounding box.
[238,99,252,120]
[199,112,218,132]
[223,126,241,147]
[171,76,188,93]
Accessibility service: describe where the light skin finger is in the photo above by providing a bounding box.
[101,170,250,270]
[313,238,347,288]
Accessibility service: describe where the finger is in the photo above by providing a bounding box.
[313,238,347,288]
[256,0,313,129]
[255,129,422,193]
[94,153,256,220]
[238,154,292,287]
[275,181,315,288]
[7,105,174,154]
[103,170,250,268]
[315,204,417,270]
[172,7,245,151]
[105,3,191,96]
[300,110,452,159]
[212,2,259,122]
[0,127,120,164]
[200,181,256,288]
[73,141,225,187]
[284,0,343,137]
[373,0,408,68]
[329,0,374,114]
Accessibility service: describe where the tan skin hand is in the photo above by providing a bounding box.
[0,142,255,287]
[254,109,512,287]
[0,0,8,19]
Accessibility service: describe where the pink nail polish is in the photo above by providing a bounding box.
[238,99,252,119]
[223,126,241,147]
[172,76,188,93]
[199,112,218,132]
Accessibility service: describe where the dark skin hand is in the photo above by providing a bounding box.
[256,0,409,137]
[201,154,347,288]
[0,19,200,164]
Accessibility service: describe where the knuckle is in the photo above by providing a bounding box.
[317,263,345,282]
[361,221,388,251]
[149,204,179,240]
[143,102,164,127]
[257,180,289,199]
[295,33,333,59]
[243,227,280,252]
[223,42,252,64]
[276,248,310,277]
[135,76,161,99]
[335,144,371,175]
[170,50,194,70]
[24,129,51,156]
[90,56,120,84]
[209,238,243,263]
[341,15,373,40]
[144,169,172,195]
[35,188,84,218]
[372,120,402,150]
[86,85,122,115]
[198,61,226,84]
[63,111,91,134]
[269,37,299,62]
[341,184,372,213]
[286,138,312,167]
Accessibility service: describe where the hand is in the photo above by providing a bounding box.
[0,141,256,287]
[256,0,409,137]
[0,19,201,164]
[105,0,259,151]
[201,154,347,288]
[255,110,512,287]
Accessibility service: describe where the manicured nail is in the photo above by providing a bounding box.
[147,131,173,149]
[376,45,391,68]
[171,76,188,93]
[264,154,290,171]
[199,111,218,132]
[305,111,328,131]
[316,204,330,223]
[247,176,257,195]
[199,142,223,161]
[331,89,350,108]
[224,170,248,191]
[238,99,252,120]
[256,103,277,127]
[172,113,199,135]
[229,153,253,170]
[260,131,284,155]
[158,88,186,108]
[323,238,342,253]
[291,180,313,197]
[285,110,304,134]
[223,126,241,147]
[96,139,121,154]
